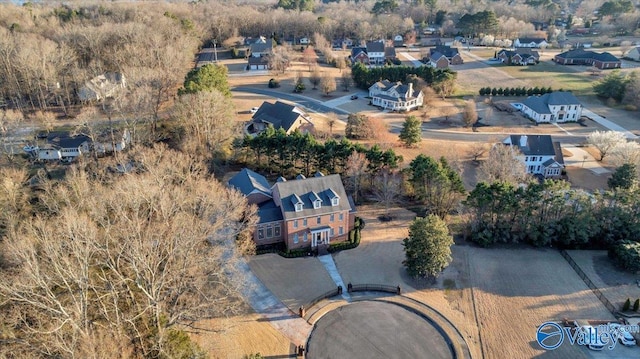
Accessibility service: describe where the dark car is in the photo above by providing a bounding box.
[350,95,358,100]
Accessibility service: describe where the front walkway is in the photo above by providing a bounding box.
[562,145,611,174]
[317,254,351,301]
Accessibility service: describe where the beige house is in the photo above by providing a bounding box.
[369,80,424,111]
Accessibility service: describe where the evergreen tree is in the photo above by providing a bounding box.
[399,115,422,147]
[403,215,454,279]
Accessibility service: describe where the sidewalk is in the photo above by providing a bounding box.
[398,52,424,67]
[317,254,351,301]
[581,109,638,139]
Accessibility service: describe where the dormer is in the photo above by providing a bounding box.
[328,188,339,206]
[310,191,322,209]
[291,194,304,212]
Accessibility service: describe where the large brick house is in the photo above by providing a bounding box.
[229,169,356,250]
[553,49,621,69]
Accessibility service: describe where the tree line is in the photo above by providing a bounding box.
[478,86,555,97]
[351,62,457,98]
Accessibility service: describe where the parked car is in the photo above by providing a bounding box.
[582,326,605,351]
[350,95,358,100]
[609,323,637,346]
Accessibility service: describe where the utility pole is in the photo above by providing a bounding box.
[213,39,218,63]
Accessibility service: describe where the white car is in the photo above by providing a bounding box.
[582,326,606,351]
[609,323,637,346]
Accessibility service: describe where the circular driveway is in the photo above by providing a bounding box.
[306,301,454,359]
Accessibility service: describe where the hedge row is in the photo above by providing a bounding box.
[479,86,558,97]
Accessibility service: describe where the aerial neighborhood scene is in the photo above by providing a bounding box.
[4,0,640,358]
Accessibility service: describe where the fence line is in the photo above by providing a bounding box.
[348,283,401,295]
[304,286,342,312]
[560,250,618,315]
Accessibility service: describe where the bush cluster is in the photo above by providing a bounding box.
[609,240,640,273]
[478,86,556,97]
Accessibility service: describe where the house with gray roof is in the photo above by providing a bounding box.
[497,48,539,65]
[554,49,621,69]
[430,45,463,65]
[228,170,356,250]
[245,101,314,135]
[369,80,424,111]
[520,91,582,123]
[503,135,564,178]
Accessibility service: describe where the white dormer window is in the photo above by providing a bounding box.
[295,203,303,212]
[313,200,321,209]
[331,198,339,206]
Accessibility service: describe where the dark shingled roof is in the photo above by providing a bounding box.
[384,47,396,58]
[430,51,446,61]
[250,41,272,54]
[274,174,352,220]
[508,135,556,156]
[257,200,284,224]
[366,41,385,53]
[251,101,307,132]
[351,47,367,59]
[431,45,459,58]
[517,37,546,44]
[228,168,272,198]
[47,132,90,149]
[556,49,620,62]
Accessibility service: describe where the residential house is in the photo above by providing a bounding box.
[503,135,564,178]
[247,37,273,70]
[520,91,582,123]
[246,101,314,135]
[430,45,463,65]
[429,52,450,69]
[366,41,386,65]
[38,133,90,161]
[497,48,539,65]
[369,80,424,111]
[554,49,621,69]
[514,38,548,48]
[624,46,640,61]
[78,72,126,102]
[332,38,354,49]
[228,170,356,250]
[393,34,404,47]
[384,47,397,62]
[350,47,369,64]
[299,37,310,45]
[93,129,132,155]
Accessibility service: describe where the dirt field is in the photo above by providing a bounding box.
[468,248,614,359]
[189,312,293,359]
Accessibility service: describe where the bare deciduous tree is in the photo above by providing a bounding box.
[309,66,321,90]
[587,130,627,161]
[477,144,529,184]
[462,100,478,128]
[0,145,257,357]
[344,151,369,204]
[320,72,337,96]
[372,169,402,220]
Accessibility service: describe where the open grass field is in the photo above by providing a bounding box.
[490,60,598,96]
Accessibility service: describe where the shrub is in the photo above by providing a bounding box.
[268,78,280,88]
[623,298,631,311]
[609,240,640,272]
[634,298,640,311]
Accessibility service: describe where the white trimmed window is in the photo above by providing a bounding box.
[293,234,299,244]
[293,220,298,228]
[258,228,264,240]
[313,200,321,209]
[330,214,335,222]
[339,226,344,235]
[295,203,303,212]
[303,233,308,242]
[303,218,307,226]
[331,198,339,206]
[317,216,321,224]
[339,213,344,221]
[274,224,281,237]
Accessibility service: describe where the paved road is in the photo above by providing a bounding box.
[307,301,453,359]
[233,86,350,115]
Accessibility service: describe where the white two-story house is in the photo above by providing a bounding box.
[520,92,582,123]
[369,80,424,111]
[503,134,564,178]
[366,41,385,65]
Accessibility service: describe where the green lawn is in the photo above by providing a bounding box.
[489,61,597,96]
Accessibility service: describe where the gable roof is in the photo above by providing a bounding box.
[556,49,620,62]
[430,51,447,61]
[251,101,307,132]
[369,80,421,101]
[228,168,272,198]
[517,37,546,44]
[366,41,385,53]
[46,132,91,149]
[384,47,397,58]
[250,41,272,54]
[257,199,284,224]
[351,47,367,59]
[274,174,352,220]
[522,91,580,114]
[431,45,459,58]
[507,135,556,156]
